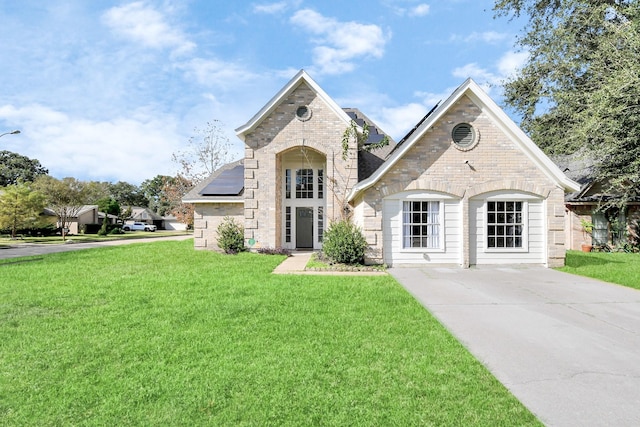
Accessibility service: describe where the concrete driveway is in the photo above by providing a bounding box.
[390,266,640,427]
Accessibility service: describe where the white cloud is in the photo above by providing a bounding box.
[450,31,510,44]
[497,50,529,78]
[383,1,430,17]
[290,9,390,75]
[369,88,454,141]
[453,63,497,84]
[414,89,453,109]
[177,58,258,89]
[0,103,183,184]
[377,103,429,141]
[409,4,431,17]
[253,2,289,14]
[102,1,195,55]
[451,50,529,95]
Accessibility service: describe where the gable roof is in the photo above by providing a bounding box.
[235,69,355,141]
[121,206,163,221]
[347,78,581,202]
[552,151,597,202]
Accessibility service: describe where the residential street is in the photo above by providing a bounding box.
[0,234,193,260]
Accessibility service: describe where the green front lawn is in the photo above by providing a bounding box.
[559,250,640,289]
[0,240,539,426]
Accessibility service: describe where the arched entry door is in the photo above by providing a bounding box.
[280,147,326,250]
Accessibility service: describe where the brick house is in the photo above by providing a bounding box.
[556,154,640,250]
[184,70,580,267]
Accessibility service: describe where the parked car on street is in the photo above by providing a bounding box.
[121,222,156,232]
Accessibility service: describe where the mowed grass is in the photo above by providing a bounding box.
[559,250,640,289]
[0,240,539,426]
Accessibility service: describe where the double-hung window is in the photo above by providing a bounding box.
[403,201,441,249]
[487,201,524,249]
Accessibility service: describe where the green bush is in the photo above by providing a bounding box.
[108,226,124,235]
[217,216,245,254]
[97,220,109,236]
[322,219,368,265]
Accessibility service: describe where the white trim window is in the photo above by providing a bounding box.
[487,201,525,249]
[402,201,441,249]
[591,212,608,246]
[295,168,314,199]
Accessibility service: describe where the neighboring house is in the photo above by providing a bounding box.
[65,205,99,235]
[184,70,580,267]
[123,206,163,228]
[162,215,189,231]
[52,205,117,234]
[558,155,640,249]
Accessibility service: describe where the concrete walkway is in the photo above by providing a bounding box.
[273,251,313,273]
[272,251,387,275]
[390,266,640,427]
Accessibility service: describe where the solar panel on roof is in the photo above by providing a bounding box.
[199,164,244,196]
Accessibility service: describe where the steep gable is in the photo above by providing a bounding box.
[236,70,354,142]
[348,78,580,202]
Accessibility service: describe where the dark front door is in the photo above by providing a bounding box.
[296,207,313,248]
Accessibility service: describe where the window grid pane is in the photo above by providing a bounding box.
[318,207,324,242]
[487,201,523,248]
[318,169,324,199]
[285,207,291,243]
[296,169,313,199]
[285,169,291,199]
[403,201,440,249]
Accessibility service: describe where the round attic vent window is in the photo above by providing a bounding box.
[452,123,477,150]
[296,105,312,121]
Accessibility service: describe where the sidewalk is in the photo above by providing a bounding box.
[0,234,193,260]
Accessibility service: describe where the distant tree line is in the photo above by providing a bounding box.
[0,120,235,239]
[0,151,196,239]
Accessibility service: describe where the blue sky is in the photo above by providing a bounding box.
[0,0,527,184]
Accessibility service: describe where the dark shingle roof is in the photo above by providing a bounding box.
[553,152,596,202]
[342,108,396,181]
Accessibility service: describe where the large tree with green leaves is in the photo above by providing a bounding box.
[84,181,111,204]
[495,0,640,203]
[97,197,120,217]
[108,181,149,207]
[0,182,47,238]
[33,176,88,241]
[141,175,173,215]
[0,150,48,186]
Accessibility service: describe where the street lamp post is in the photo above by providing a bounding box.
[0,130,21,138]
